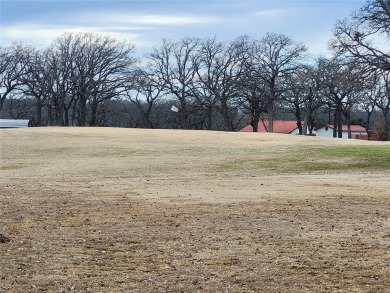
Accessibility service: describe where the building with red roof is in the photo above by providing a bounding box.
[240,120,368,139]
[240,120,302,134]
[315,125,368,139]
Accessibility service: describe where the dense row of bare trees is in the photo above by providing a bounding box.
[1,0,389,139]
[331,0,390,140]
[1,33,137,127]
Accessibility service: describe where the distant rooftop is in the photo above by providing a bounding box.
[318,125,367,132]
[240,120,300,134]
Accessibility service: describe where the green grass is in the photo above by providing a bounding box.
[305,145,390,170]
[216,145,390,173]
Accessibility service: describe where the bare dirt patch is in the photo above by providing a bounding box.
[1,127,389,292]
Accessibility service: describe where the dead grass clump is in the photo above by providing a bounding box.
[0,234,11,243]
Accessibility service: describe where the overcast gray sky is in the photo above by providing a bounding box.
[0,0,368,57]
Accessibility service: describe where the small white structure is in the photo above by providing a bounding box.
[316,125,367,139]
[0,119,30,128]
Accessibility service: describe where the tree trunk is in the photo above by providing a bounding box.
[0,90,11,112]
[0,96,4,112]
[36,100,43,126]
[143,110,153,129]
[333,109,337,138]
[308,115,314,135]
[295,103,302,135]
[252,114,259,132]
[220,98,233,131]
[77,96,87,126]
[63,99,74,126]
[177,97,188,129]
[365,110,373,139]
[90,102,98,126]
[337,109,343,138]
[267,104,274,133]
[342,105,354,139]
[333,105,343,138]
[71,106,77,126]
[251,103,262,132]
[303,114,309,135]
[347,123,352,139]
[207,106,213,130]
[63,105,69,126]
[47,107,53,126]
[303,106,314,135]
[54,105,63,126]
[384,108,390,141]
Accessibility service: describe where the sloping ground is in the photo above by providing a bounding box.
[0,127,389,292]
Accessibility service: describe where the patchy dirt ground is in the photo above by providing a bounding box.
[0,127,389,292]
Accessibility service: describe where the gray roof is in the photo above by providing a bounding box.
[0,119,29,128]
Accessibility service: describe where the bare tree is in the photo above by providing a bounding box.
[191,37,224,130]
[20,47,76,126]
[374,70,390,140]
[300,64,325,135]
[215,36,250,131]
[331,0,390,140]
[280,67,308,134]
[43,38,79,126]
[318,56,365,138]
[125,68,165,128]
[238,48,269,133]
[87,40,136,126]
[360,90,378,137]
[147,38,200,129]
[332,0,390,72]
[48,32,136,126]
[0,43,32,111]
[251,33,307,132]
[238,76,268,132]
[191,37,247,131]
[3,92,35,120]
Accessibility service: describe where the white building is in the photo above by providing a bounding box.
[0,119,30,128]
[316,125,367,139]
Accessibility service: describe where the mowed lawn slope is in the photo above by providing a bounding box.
[0,127,389,292]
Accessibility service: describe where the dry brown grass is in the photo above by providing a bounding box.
[0,127,389,292]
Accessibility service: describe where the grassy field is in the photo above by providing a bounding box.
[0,127,389,292]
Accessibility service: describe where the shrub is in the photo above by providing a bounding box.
[371,118,387,141]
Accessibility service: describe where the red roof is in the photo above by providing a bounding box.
[240,120,300,134]
[320,125,367,132]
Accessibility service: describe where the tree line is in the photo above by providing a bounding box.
[1,0,389,140]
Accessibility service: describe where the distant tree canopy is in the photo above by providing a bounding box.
[0,1,389,140]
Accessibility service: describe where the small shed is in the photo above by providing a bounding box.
[0,119,30,128]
